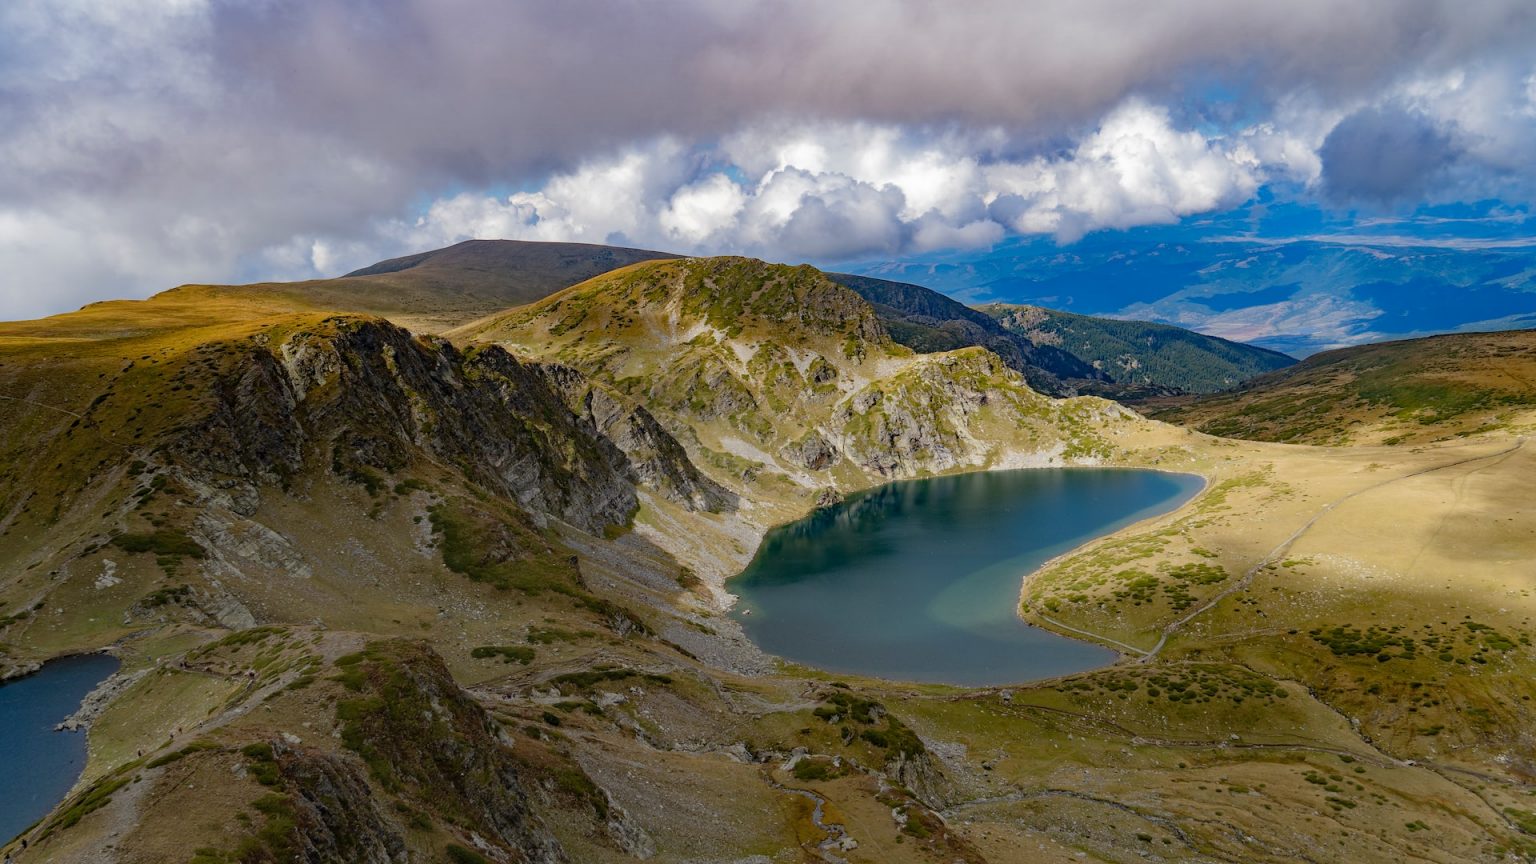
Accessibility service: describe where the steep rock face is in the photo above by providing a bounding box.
[536,363,737,513]
[275,747,411,864]
[335,641,567,863]
[169,318,638,533]
[832,349,1061,477]
[828,272,1105,396]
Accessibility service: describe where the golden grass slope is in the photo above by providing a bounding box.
[1013,427,1536,858]
[1147,328,1536,445]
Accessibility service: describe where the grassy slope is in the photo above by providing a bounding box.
[0,287,326,583]
[1012,431,1536,860]
[980,302,1298,395]
[3,261,1536,862]
[1146,328,1536,444]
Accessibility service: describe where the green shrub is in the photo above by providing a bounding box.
[792,758,841,782]
[141,584,192,607]
[111,530,204,559]
[470,645,535,665]
[445,845,490,864]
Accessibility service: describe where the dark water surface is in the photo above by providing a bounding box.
[729,468,1202,686]
[0,653,120,844]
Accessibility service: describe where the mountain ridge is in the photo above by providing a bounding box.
[979,302,1297,395]
[826,272,1107,396]
[151,238,1295,398]
[452,255,1150,586]
[230,239,677,333]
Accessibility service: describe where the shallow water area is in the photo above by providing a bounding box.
[729,468,1202,686]
[0,653,120,844]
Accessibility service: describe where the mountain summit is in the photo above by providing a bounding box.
[236,239,677,333]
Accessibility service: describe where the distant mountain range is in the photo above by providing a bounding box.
[979,304,1297,396]
[827,272,1290,397]
[847,217,1536,358]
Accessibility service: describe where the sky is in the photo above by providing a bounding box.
[2,0,1536,322]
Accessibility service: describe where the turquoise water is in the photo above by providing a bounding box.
[729,468,1202,686]
[0,653,120,844]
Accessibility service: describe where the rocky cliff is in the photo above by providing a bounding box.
[170,318,641,533]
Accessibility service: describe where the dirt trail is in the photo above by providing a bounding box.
[0,392,85,419]
[1136,436,1527,662]
[0,391,135,452]
[764,770,851,863]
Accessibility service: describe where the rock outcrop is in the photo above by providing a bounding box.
[833,349,1058,477]
[274,746,412,864]
[536,363,737,513]
[332,641,568,863]
[169,319,640,533]
[782,431,840,471]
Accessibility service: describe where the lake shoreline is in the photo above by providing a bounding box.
[1015,470,1210,633]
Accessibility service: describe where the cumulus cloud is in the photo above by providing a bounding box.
[660,175,748,245]
[206,0,1534,166]
[1,0,1535,318]
[388,102,1262,261]
[986,101,1260,240]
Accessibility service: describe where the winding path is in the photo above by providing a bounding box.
[1037,437,1527,662]
[0,393,85,420]
[0,391,133,452]
[764,769,851,863]
[1139,435,1527,661]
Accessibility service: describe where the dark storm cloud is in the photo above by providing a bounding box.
[1320,107,1460,203]
[1,0,1534,319]
[202,0,1532,179]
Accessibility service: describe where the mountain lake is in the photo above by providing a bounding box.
[729,468,1203,686]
